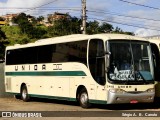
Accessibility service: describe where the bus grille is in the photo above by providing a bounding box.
[6,78,11,90]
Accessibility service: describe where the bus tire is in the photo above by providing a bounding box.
[78,88,91,108]
[21,85,30,102]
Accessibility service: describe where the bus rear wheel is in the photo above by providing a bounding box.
[21,85,30,102]
[78,89,91,108]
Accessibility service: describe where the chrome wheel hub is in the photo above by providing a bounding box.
[80,93,88,105]
[22,89,27,99]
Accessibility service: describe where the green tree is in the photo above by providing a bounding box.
[113,27,123,33]
[86,20,99,34]
[86,21,113,34]
[113,27,134,35]
[99,22,113,33]
[28,15,37,26]
[13,13,47,39]
[0,28,8,60]
[48,16,81,37]
[31,27,47,39]
[37,16,44,22]
[124,32,134,35]
[0,28,6,39]
[48,18,67,36]
[0,17,4,21]
[12,13,33,35]
[70,17,81,34]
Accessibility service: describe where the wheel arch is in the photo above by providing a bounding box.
[20,83,26,93]
[76,85,87,100]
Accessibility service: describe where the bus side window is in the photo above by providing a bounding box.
[89,39,106,85]
[6,49,23,65]
[23,47,38,64]
[37,45,53,63]
[51,41,88,65]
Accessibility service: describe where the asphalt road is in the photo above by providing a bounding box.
[0,97,160,120]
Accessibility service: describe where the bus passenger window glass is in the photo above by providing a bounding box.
[6,49,24,65]
[108,40,154,84]
[52,41,87,65]
[52,43,70,63]
[67,41,87,64]
[6,50,15,65]
[38,45,53,63]
[24,47,38,64]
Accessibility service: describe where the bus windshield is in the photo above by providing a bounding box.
[108,40,154,84]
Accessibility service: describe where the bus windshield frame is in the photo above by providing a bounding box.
[107,40,154,85]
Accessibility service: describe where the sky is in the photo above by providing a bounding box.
[0,0,160,37]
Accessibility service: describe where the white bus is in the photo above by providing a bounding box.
[5,34,155,108]
[148,39,160,98]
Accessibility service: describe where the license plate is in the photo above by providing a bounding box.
[130,100,138,104]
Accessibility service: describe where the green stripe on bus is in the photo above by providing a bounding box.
[29,94,77,101]
[5,71,86,76]
[6,92,77,101]
[89,99,107,104]
[7,92,107,104]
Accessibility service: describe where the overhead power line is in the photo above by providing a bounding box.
[1,6,160,22]
[88,17,160,32]
[88,10,160,22]
[1,0,160,32]
[0,6,81,15]
[118,0,160,10]
[0,7,81,10]
[22,0,60,13]
[88,12,152,28]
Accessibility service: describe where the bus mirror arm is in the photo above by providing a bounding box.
[105,67,110,73]
[105,51,110,70]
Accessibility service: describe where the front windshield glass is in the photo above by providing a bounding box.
[108,40,154,84]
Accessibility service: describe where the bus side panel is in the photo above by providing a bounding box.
[71,63,107,102]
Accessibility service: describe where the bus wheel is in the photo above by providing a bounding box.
[21,85,30,102]
[79,89,91,108]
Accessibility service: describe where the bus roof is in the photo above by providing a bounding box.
[6,33,148,50]
[147,38,160,48]
[148,38,160,43]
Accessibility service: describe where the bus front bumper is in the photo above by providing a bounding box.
[107,89,155,104]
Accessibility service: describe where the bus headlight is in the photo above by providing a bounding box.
[109,89,126,93]
[146,88,155,93]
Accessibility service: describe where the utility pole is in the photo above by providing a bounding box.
[81,0,86,34]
